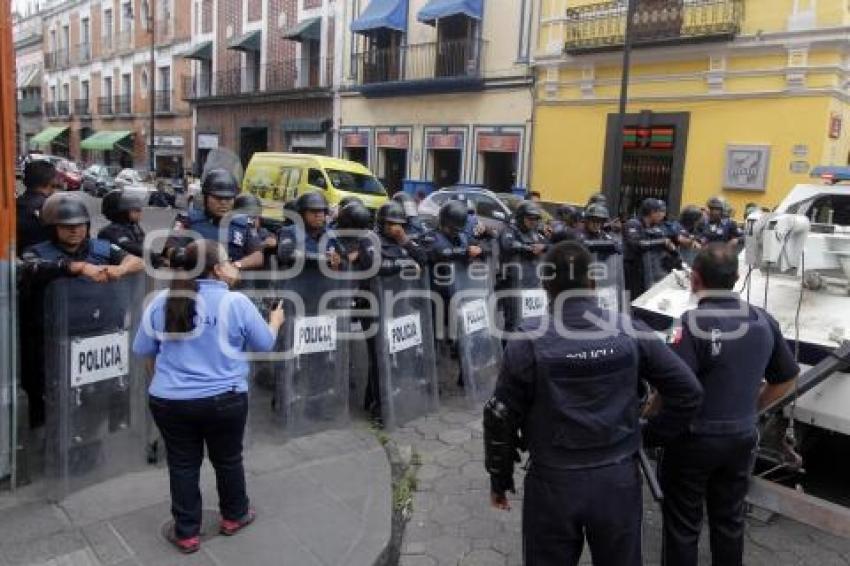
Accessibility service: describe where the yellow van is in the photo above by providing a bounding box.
[242,153,388,219]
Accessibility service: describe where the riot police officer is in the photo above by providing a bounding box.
[674,205,705,266]
[163,169,263,271]
[484,240,702,566]
[579,203,617,243]
[624,198,677,299]
[334,200,373,264]
[696,196,743,247]
[550,204,581,243]
[18,193,144,426]
[392,192,427,238]
[277,192,342,269]
[660,244,799,566]
[234,193,277,256]
[98,189,149,260]
[17,158,61,254]
[360,201,428,421]
[422,199,484,271]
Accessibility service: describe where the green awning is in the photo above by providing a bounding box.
[228,29,262,52]
[281,17,321,41]
[282,118,330,133]
[181,40,213,61]
[29,126,68,148]
[80,130,133,151]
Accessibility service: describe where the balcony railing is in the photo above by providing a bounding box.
[352,39,486,86]
[44,102,57,118]
[181,57,334,100]
[98,95,114,115]
[74,42,91,64]
[56,100,70,117]
[155,90,172,112]
[114,94,132,114]
[564,0,742,53]
[18,97,42,115]
[74,98,91,116]
[44,49,70,71]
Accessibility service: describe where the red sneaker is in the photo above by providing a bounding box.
[220,508,256,536]
[164,525,200,554]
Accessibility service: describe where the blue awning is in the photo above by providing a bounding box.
[351,0,408,33]
[417,0,482,24]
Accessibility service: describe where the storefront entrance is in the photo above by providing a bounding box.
[239,127,268,168]
[432,149,461,188]
[381,148,407,194]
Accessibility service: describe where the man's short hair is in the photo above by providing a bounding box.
[693,243,739,290]
[23,159,57,191]
[542,241,592,296]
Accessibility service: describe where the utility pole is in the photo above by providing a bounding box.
[148,0,156,176]
[610,0,637,218]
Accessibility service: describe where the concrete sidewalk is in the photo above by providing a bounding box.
[0,427,391,566]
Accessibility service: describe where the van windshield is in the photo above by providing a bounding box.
[326,169,386,196]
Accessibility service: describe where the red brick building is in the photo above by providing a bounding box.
[183,0,337,172]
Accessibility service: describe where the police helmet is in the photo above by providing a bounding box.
[587,193,608,207]
[338,195,363,210]
[439,200,469,232]
[706,196,726,211]
[234,193,263,216]
[295,191,329,214]
[377,201,408,225]
[392,191,419,218]
[639,198,665,217]
[41,192,91,226]
[679,205,704,230]
[515,201,543,224]
[336,202,373,231]
[101,189,145,222]
[584,203,610,221]
[202,169,240,198]
[556,204,580,223]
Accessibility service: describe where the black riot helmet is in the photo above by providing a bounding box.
[41,192,91,226]
[392,191,419,218]
[439,200,468,234]
[587,193,608,207]
[377,201,408,226]
[679,205,704,232]
[101,189,145,223]
[584,203,610,221]
[338,195,364,210]
[556,204,580,225]
[295,191,329,215]
[234,193,263,216]
[640,198,665,218]
[202,169,240,198]
[336,202,372,231]
[706,196,725,211]
[515,201,543,225]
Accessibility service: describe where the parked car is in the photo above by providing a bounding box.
[418,185,518,233]
[25,154,83,190]
[81,164,117,197]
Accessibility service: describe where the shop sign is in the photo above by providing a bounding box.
[723,145,770,191]
[197,134,219,149]
[477,133,520,153]
[376,132,410,149]
[790,161,810,174]
[427,133,464,150]
[154,135,184,148]
[829,114,843,139]
[291,133,328,149]
[342,132,369,148]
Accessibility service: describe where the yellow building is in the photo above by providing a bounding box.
[533,0,850,218]
[337,0,536,194]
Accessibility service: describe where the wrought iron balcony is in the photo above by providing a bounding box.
[351,39,486,94]
[155,90,172,112]
[114,94,132,114]
[98,95,114,115]
[564,0,742,54]
[18,97,42,115]
[56,100,70,117]
[44,49,70,71]
[44,102,57,118]
[74,99,91,116]
[74,42,91,64]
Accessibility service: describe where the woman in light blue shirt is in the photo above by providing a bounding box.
[133,239,283,554]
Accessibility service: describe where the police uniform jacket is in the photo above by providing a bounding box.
[499,224,548,262]
[99,222,146,258]
[579,229,622,258]
[16,191,51,255]
[167,208,261,262]
[276,224,340,265]
[20,238,128,286]
[623,218,668,262]
[356,231,427,276]
[495,298,702,471]
[696,218,743,245]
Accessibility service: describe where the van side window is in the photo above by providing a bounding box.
[808,195,850,226]
[278,167,299,199]
[308,169,327,189]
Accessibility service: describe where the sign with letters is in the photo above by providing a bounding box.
[70,332,129,387]
[387,313,423,354]
[461,299,489,335]
[520,290,548,319]
[293,315,337,356]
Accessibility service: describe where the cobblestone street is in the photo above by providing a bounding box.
[389,395,850,566]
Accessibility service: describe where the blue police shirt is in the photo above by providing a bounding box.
[132,280,276,400]
[697,218,743,245]
[169,209,262,261]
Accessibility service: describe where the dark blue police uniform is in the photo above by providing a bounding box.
[98,222,146,259]
[16,191,51,255]
[623,218,670,298]
[696,218,743,245]
[168,209,261,262]
[276,224,340,264]
[492,298,701,566]
[662,295,799,566]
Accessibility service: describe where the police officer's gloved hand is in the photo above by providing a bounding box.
[490,474,516,497]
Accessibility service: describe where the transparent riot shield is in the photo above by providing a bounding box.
[371,266,439,431]
[586,240,626,313]
[500,257,546,333]
[275,261,350,437]
[450,258,502,405]
[42,274,148,498]
[642,249,669,292]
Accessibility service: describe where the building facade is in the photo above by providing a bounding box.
[338,0,536,194]
[183,0,338,173]
[14,13,45,158]
[38,0,194,174]
[533,0,850,218]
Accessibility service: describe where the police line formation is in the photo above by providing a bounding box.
[17,160,798,565]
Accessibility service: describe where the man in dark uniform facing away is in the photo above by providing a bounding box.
[661,243,799,566]
[484,240,703,566]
